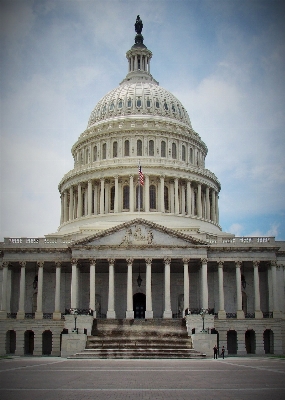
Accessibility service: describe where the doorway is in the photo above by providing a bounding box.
[133,293,146,319]
[245,329,256,354]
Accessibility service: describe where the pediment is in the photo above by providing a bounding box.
[72,218,207,249]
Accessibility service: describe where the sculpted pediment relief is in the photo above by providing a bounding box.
[72,218,207,249]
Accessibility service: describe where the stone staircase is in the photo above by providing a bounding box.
[69,319,206,359]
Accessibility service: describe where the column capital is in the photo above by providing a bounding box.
[19,261,26,268]
[37,261,44,268]
[253,260,260,268]
[89,259,96,267]
[1,261,9,269]
[145,258,152,265]
[126,258,134,265]
[55,261,62,268]
[235,260,242,268]
[71,258,78,266]
[163,257,171,265]
[182,258,190,264]
[218,260,224,268]
[270,260,277,267]
[201,258,208,265]
[108,258,115,266]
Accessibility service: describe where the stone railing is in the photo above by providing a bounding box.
[206,236,275,245]
[3,237,73,246]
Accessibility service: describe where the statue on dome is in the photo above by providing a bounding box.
[135,15,143,34]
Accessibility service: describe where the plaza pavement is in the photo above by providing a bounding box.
[0,356,285,400]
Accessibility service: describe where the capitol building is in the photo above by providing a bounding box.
[0,18,284,358]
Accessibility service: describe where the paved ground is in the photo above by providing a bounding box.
[0,356,285,400]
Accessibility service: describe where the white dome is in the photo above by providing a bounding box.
[87,81,192,129]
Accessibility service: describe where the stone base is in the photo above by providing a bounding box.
[237,310,245,319]
[0,311,7,320]
[191,333,217,356]
[35,312,43,319]
[145,310,153,319]
[254,310,263,319]
[218,311,227,319]
[53,312,62,320]
[107,310,116,319]
[125,310,134,319]
[273,311,282,319]
[16,311,25,320]
[163,310,172,319]
[61,333,87,358]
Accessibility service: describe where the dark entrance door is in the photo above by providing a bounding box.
[133,293,146,319]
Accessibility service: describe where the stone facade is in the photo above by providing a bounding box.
[0,20,285,357]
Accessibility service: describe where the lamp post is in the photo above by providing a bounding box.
[71,308,79,333]
[200,308,208,333]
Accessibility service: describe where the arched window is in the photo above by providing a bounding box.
[172,143,177,159]
[136,97,142,107]
[118,99,123,109]
[113,141,118,158]
[102,143,106,159]
[137,139,142,156]
[93,146,97,161]
[110,186,115,211]
[172,103,176,113]
[123,186,130,210]
[109,102,114,111]
[164,186,169,211]
[102,104,106,114]
[124,140,130,156]
[155,99,160,108]
[190,147,193,164]
[182,145,186,161]
[127,98,132,108]
[136,185,143,210]
[149,140,154,156]
[146,98,151,108]
[164,101,168,110]
[149,185,156,210]
[161,141,166,157]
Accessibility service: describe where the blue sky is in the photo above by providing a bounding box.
[0,0,285,240]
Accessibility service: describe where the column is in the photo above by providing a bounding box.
[114,176,119,213]
[130,175,134,212]
[135,54,138,70]
[100,178,105,214]
[71,259,78,309]
[89,259,96,317]
[218,261,226,319]
[235,261,244,319]
[145,174,150,212]
[170,181,175,213]
[35,261,44,319]
[77,183,82,218]
[253,261,263,318]
[206,187,210,220]
[145,258,153,318]
[88,180,92,216]
[163,257,172,318]
[211,189,216,222]
[94,183,98,215]
[271,261,280,317]
[107,259,116,318]
[126,258,134,319]
[17,261,26,319]
[60,194,64,224]
[186,181,192,216]
[197,183,202,218]
[174,178,179,214]
[160,176,165,213]
[201,258,208,309]
[183,258,190,317]
[63,191,68,222]
[0,262,9,318]
[181,185,186,215]
[216,193,219,224]
[69,186,74,221]
[53,262,62,320]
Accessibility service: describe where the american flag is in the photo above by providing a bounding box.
[138,164,144,186]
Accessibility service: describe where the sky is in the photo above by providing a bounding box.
[0,0,285,241]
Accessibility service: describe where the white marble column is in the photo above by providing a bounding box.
[174,178,179,214]
[201,258,208,309]
[17,261,26,319]
[218,261,226,319]
[60,194,64,225]
[107,258,116,318]
[197,183,202,218]
[253,261,263,318]
[69,186,74,221]
[235,261,244,319]
[186,181,192,216]
[100,178,105,214]
[183,258,190,316]
[114,176,119,213]
[160,176,165,213]
[170,181,174,213]
[206,187,210,220]
[271,261,280,317]
[35,261,44,319]
[63,191,68,222]
[0,262,9,318]
[89,259,96,317]
[130,175,134,212]
[53,262,61,320]
[181,185,186,215]
[88,180,93,216]
[145,258,153,318]
[71,259,78,309]
[145,174,149,212]
[163,257,172,318]
[211,189,216,222]
[77,183,82,218]
[94,183,98,215]
[126,258,134,319]
[216,193,219,224]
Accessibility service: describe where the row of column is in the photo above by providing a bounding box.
[60,177,219,224]
[1,259,280,319]
[128,54,151,73]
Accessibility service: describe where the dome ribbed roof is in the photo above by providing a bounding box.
[87,81,192,128]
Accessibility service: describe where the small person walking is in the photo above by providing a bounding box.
[221,346,225,359]
[213,345,218,359]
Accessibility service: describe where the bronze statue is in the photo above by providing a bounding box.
[135,15,143,34]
